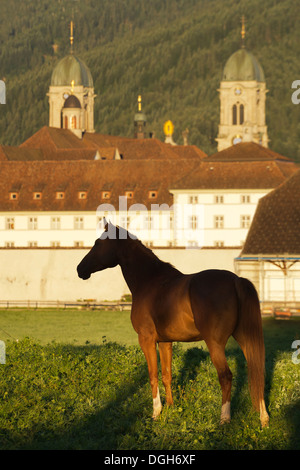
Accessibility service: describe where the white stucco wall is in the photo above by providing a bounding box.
[0,248,240,302]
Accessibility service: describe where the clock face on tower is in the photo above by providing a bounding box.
[234,88,242,95]
[233,135,242,145]
[63,93,70,99]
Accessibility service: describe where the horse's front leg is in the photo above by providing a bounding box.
[158,341,173,407]
[138,334,162,419]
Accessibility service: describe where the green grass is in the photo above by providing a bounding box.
[0,309,299,450]
[0,308,138,346]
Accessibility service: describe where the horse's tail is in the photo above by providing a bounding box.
[233,276,266,411]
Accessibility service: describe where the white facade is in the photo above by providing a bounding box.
[170,188,269,248]
[0,188,270,249]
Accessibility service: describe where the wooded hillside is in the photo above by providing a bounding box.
[0,0,299,161]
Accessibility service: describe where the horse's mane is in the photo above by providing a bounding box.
[127,235,179,274]
[106,223,179,274]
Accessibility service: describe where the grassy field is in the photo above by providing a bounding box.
[0,309,299,450]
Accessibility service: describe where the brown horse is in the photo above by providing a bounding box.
[77,221,269,428]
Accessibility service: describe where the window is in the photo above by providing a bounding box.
[6,217,14,230]
[241,215,251,228]
[56,192,65,199]
[215,195,224,204]
[28,241,38,247]
[51,217,61,230]
[147,215,154,230]
[5,242,14,248]
[240,104,244,124]
[71,115,77,129]
[33,192,42,200]
[241,194,250,203]
[50,241,60,247]
[28,217,38,230]
[214,241,224,247]
[232,103,245,125]
[189,215,197,230]
[214,216,224,229]
[188,241,198,247]
[74,241,84,247]
[78,191,87,200]
[74,217,84,230]
[232,104,237,125]
[125,191,134,199]
[102,191,111,199]
[189,195,198,204]
[148,191,157,199]
[9,192,18,200]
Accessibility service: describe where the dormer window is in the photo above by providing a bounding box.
[33,192,42,200]
[149,191,157,199]
[78,191,87,200]
[102,191,111,199]
[9,192,18,200]
[56,191,65,199]
[125,191,134,199]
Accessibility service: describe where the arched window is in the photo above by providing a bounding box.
[232,104,237,125]
[64,116,68,129]
[71,115,77,129]
[240,104,244,124]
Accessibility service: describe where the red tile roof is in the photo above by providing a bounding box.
[19,126,207,161]
[206,142,291,162]
[240,169,300,255]
[0,159,199,212]
[171,159,298,190]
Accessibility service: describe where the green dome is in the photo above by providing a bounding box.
[51,54,93,87]
[134,112,147,122]
[223,48,265,82]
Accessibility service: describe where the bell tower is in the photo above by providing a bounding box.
[134,95,147,139]
[216,16,269,151]
[47,21,96,137]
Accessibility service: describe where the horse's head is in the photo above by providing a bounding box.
[77,220,123,280]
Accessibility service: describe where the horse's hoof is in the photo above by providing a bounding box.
[220,417,231,425]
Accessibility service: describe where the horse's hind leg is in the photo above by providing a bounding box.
[206,340,232,424]
[138,335,162,419]
[158,342,173,407]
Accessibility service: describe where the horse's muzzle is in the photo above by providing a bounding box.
[77,265,91,280]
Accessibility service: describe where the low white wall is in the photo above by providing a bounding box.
[0,248,240,301]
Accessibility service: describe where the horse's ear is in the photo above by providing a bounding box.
[103,217,109,232]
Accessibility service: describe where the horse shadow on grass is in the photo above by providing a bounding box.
[174,319,300,448]
[11,342,151,450]
[174,342,248,419]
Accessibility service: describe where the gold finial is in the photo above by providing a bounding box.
[241,15,246,47]
[70,20,74,53]
[71,79,75,92]
[138,95,142,112]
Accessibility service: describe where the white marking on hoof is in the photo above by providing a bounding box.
[220,401,231,424]
[259,400,269,428]
[152,387,162,419]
